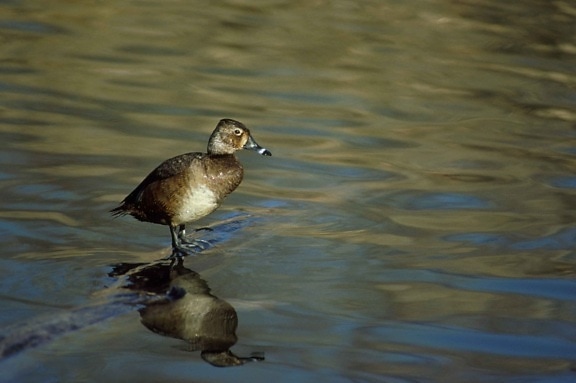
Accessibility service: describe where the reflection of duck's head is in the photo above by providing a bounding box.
[201,349,265,368]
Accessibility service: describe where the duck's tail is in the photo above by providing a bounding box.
[110,204,128,218]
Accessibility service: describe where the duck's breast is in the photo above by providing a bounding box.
[172,183,220,225]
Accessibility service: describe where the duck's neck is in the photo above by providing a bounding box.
[204,154,244,198]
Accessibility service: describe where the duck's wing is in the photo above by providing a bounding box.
[111,152,205,215]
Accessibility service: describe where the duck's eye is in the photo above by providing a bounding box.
[234,129,242,136]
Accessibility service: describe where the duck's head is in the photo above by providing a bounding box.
[208,119,272,156]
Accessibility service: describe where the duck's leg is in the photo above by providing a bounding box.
[166,224,211,258]
[166,225,188,258]
[169,224,182,249]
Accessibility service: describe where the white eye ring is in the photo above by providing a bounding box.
[234,129,242,136]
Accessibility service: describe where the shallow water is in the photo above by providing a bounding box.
[1,0,576,382]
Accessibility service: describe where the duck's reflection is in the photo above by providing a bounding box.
[110,258,264,367]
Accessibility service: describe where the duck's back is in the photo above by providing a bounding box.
[112,152,244,226]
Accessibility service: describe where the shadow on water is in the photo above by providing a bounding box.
[0,216,264,368]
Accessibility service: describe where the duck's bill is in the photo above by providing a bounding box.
[256,147,272,156]
[244,136,272,156]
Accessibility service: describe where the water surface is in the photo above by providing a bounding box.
[1,1,576,382]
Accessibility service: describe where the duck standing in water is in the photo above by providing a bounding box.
[111,119,271,257]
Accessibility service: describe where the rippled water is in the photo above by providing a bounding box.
[1,0,576,382]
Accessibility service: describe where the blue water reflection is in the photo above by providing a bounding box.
[447,227,576,251]
[369,322,576,358]
[388,191,493,210]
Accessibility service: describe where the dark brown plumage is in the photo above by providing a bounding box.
[111,119,271,256]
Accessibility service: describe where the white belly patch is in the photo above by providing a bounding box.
[174,184,219,224]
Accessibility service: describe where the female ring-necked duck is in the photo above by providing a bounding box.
[111,119,271,257]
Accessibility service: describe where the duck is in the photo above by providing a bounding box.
[111,118,271,257]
